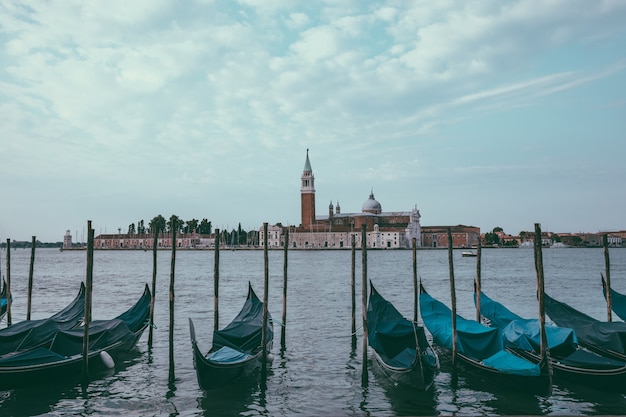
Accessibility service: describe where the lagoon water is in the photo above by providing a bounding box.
[1,246,626,416]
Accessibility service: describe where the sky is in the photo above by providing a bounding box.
[1,0,625,243]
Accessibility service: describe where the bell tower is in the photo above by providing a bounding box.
[301,149,316,229]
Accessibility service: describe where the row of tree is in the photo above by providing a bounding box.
[128,215,258,246]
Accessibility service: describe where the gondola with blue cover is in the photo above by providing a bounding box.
[420,283,550,393]
[189,282,273,390]
[545,290,626,362]
[476,289,626,389]
[367,282,439,390]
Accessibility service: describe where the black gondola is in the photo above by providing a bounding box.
[367,282,438,390]
[0,283,151,389]
[189,282,273,390]
[545,291,626,362]
[0,282,86,356]
[420,284,551,394]
[476,290,626,390]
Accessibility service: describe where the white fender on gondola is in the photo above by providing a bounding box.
[100,351,115,369]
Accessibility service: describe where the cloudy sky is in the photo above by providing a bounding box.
[1,0,625,243]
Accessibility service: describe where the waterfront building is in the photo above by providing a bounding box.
[93,231,214,249]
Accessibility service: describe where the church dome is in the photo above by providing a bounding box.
[362,191,382,214]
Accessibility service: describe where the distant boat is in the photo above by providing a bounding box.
[462,251,477,257]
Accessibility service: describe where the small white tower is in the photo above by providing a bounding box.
[63,230,73,249]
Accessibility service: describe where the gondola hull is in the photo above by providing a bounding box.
[453,349,551,394]
[371,349,438,391]
[509,348,626,390]
[190,320,270,390]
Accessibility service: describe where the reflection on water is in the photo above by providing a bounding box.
[1,247,626,415]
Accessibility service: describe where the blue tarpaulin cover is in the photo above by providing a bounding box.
[208,346,251,364]
[420,289,541,376]
[476,291,577,356]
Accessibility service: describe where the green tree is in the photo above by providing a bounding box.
[185,219,199,234]
[198,219,212,234]
[138,220,146,234]
[168,215,183,234]
[149,215,167,237]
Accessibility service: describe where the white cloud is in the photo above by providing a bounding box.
[1,0,626,241]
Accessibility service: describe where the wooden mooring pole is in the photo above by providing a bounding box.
[27,236,36,321]
[534,223,553,394]
[351,234,356,349]
[603,234,612,322]
[168,222,177,383]
[148,225,159,348]
[81,221,94,385]
[281,228,289,350]
[361,224,368,386]
[475,240,482,323]
[447,228,457,368]
[412,238,418,323]
[261,223,269,378]
[214,229,220,332]
[5,239,11,327]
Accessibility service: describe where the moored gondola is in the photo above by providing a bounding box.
[420,283,551,394]
[0,283,151,389]
[367,282,439,390]
[544,291,626,362]
[189,282,273,390]
[0,282,86,356]
[477,290,626,390]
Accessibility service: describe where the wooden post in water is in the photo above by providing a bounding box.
[351,234,357,348]
[148,227,159,348]
[447,228,457,368]
[168,223,177,383]
[361,224,368,386]
[27,236,36,321]
[412,238,418,324]
[603,234,612,322]
[214,229,220,332]
[281,228,289,349]
[81,222,94,385]
[261,223,269,378]
[5,239,11,327]
[475,240,482,323]
[533,223,552,393]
